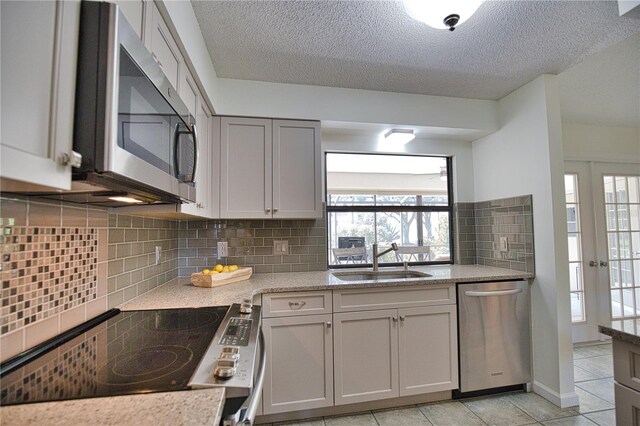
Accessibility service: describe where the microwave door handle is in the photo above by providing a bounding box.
[173,123,197,184]
[231,328,265,426]
[189,123,197,184]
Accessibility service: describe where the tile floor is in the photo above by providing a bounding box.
[258,342,615,426]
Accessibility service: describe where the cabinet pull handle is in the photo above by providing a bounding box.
[288,301,306,309]
[399,315,405,322]
[392,316,398,322]
[326,322,332,328]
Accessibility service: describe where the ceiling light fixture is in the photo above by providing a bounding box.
[403,0,485,31]
[384,129,415,145]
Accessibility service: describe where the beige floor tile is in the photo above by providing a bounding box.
[574,388,614,414]
[373,406,432,426]
[573,344,612,360]
[323,412,377,426]
[463,397,537,425]
[419,401,485,426]
[575,379,615,404]
[582,409,615,426]
[507,392,578,422]
[541,415,597,425]
[573,366,601,383]
[573,355,614,379]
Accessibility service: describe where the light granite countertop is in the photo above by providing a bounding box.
[119,264,534,310]
[599,319,640,346]
[0,387,225,426]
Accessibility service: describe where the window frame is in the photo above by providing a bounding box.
[325,152,455,269]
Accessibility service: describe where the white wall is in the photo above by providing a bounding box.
[562,122,640,162]
[323,133,475,202]
[472,75,576,407]
[217,78,499,136]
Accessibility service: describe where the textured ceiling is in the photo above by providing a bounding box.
[558,33,639,127]
[192,0,639,103]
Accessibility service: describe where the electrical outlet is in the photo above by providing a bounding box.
[155,246,161,265]
[217,241,228,259]
[499,237,508,252]
[274,240,288,254]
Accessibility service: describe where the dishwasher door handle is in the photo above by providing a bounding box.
[465,288,523,297]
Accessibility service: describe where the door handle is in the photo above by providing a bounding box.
[465,289,523,297]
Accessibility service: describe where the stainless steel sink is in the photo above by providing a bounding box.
[332,270,431,281]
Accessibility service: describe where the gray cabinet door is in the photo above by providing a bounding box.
[333,309,399,405]
[220,117,273,218]
[1,1,79,190]
[262,314,334,414]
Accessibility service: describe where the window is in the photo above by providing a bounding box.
[565,174,586,323]
[326,153,453,268]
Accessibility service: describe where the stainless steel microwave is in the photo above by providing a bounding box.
[70,1,197,206]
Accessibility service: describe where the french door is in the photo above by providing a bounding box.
[566,161,640,343]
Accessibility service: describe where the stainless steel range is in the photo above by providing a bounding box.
[0,302,264,426]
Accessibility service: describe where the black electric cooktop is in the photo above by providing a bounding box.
[0,306,229,406]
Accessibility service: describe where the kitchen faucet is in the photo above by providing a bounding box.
[372,243,398,271]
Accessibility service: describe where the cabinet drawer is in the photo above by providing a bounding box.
[333,285,455,312]
[614,340,640,393]
[615,382,640,426]
[262,291,332,318]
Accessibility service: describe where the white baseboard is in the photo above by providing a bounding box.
[532,381,579,408]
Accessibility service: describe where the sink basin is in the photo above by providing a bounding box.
[332,270,431,281]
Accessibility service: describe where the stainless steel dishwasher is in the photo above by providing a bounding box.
[456,280,531,395]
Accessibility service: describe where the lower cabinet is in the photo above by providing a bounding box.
[260,287,458,415]
[333,305,457,405]
[262,314,334,414]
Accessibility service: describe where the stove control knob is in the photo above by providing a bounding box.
[239,299,252,314]
[214,359,237,379]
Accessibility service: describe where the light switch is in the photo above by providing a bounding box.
[499,237,508,252]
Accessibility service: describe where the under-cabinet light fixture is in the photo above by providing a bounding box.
[384,129,415,145]
[108,196,144,204]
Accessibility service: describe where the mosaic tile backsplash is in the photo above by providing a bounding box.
[1,226,98,334]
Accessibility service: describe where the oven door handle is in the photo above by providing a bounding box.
[227,328,265,426]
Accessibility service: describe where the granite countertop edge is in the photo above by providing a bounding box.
[598,323,640,346]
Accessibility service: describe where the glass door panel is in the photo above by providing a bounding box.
[605,175,640,320]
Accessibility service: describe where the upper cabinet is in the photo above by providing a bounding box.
[112,0,146,39]
[0,1,80,191]
[219,117,322,219]
[146,2,182,91]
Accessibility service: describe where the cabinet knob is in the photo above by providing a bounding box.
[392,316,398,322]
[265,208,271,213]
[59,151,82,168]
[273,208,278,213]
[588,260,597,267]
[196,202,203,209]
[399,315,405,322]
[600,260,608,267]
[326,322,332,328]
